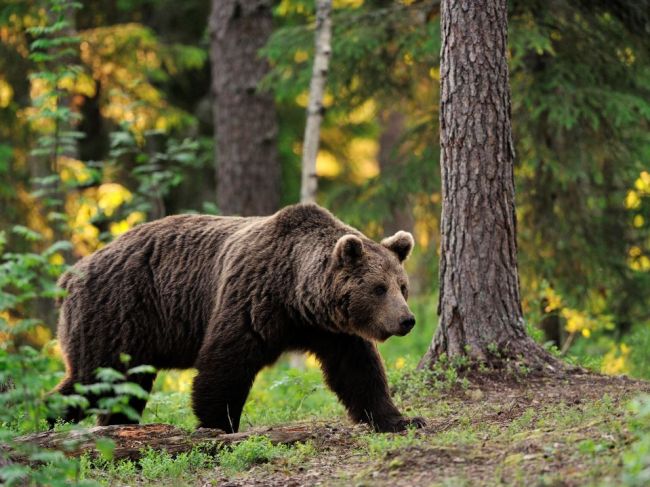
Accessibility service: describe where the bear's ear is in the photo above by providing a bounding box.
[334,234,364,266]
[381,231,414,262]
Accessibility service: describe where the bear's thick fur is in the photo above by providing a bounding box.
[55,204,424,432]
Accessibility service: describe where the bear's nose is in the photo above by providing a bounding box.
[399,315,416,334]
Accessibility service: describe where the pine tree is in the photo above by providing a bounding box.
[419,0,559,371]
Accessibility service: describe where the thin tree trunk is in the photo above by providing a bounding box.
[300,0,332,204]
[419,0,558,371]
[210,0,280,216]
[290,0,333,369]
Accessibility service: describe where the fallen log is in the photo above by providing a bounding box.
[5,423,317,462]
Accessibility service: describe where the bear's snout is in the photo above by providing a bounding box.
[396,314,416,336]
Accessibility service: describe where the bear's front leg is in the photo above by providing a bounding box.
[192,330,266,433]
[308,332,426,433]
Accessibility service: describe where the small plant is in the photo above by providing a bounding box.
[0,223,91,485]
[143,390,196,430]
[217,435,288,473]
[486,342,500,358]
[74,355,155,423]
[215,435,316,474]
[80,446,213,484]
[429,353,472,391]
[139,447,213,481]
[621,395,650,486]
[627,325,650,380]
[362,426,422,457]
[507,407,537,434]
[108,125,210,219]
[242,364,342,427]
[80,454,137,484]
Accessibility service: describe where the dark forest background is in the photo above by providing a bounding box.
[1,0,649,377]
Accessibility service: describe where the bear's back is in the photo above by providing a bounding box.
[57,214,262,366]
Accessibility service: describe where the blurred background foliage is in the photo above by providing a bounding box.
[0,0,649,384]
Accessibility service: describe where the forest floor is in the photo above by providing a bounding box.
[179,372,649,486]
[66,373,650,487]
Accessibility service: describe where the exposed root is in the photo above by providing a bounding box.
[418,334,577,379]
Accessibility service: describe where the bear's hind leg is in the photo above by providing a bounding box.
[192,331,267,433]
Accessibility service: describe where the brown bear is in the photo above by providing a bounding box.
[54,203,425,433]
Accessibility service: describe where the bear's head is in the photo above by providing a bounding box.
[332,231,416,342]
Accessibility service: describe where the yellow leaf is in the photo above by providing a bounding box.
[334,0,363,7]
[625,190,641,209]
[97,183,132,216]
[544,287,563,312]
[629,246,642,258]
[296,91,309,108]
[316,150,341,178]
[633,215,645,228]
[348,138,379,181]
[347,99,376,124]
[601,344,630,375]
[0,79,14,108]
[49,253,65,266]
[294,50,308,63]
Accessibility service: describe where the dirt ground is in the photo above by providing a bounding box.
[203,373,649,487]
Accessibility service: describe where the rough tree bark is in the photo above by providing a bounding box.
[210,0,281,216]
[300,0,332,204]
[419,0,558,371]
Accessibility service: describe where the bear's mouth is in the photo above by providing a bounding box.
[373,329,393,342]
[352,325,391,343]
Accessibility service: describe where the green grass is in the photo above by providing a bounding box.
[142,391,196,430]
[360,427,424,457]
[241,364,343,428]
[78,436,317,485]
[80,447,214,485]
[218,435,316,473]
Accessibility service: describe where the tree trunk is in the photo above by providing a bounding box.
[300,0,332,204]
[419,0,558,371]
[210,0,281,216]
[377,110,414,236]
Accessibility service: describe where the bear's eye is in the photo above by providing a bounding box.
[373,284,387,297]
[400,284,408,298]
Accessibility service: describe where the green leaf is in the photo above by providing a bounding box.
[11,226,43,242]
[95,368,126,383]
[95,438,116,461]
[128,364,156,375]
[113,382,149,399]
[0,464,30,484]
[43,241,73,257]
